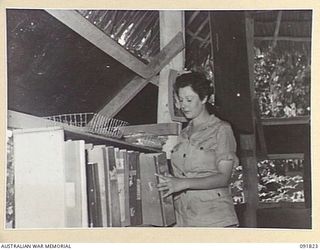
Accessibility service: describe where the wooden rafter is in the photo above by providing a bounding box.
[97,32,184,117]
[200,33,210,48]
[45,9,155,79]
[243,14,258,227]
[46,9,184,118]
[254,98,267,159]
[188,16,209,44]
[272,10,283,48]
[255,20,311,25]
[147,32,184,77]
[186,11,200,26]
[261,116,310,125]
[267,153,304,160]
[97,76,156,118]
[186,30,208,42]
[254,36,311,42]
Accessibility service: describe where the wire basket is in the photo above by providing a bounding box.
[42,112,95,127]
[42,112,129,139]
[86,113,129,138]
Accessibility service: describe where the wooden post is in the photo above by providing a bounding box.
[158,11,185,158]
[240,134,258,228]
[271,11,283,49]
[303,124,311,209]
[243,13,259,227]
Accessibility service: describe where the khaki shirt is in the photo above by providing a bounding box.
[171,115,239,227]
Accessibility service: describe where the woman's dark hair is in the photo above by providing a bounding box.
[174,71,213,101]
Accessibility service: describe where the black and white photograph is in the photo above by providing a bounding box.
[2,1,318,243]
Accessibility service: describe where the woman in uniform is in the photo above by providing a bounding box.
[157,71,239,227]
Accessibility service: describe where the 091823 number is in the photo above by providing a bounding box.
[300,244,319,248]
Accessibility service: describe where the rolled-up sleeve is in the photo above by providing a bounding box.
[215,123,239,167]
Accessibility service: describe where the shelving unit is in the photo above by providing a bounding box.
[8,110,162,154]
[9,111,173,229]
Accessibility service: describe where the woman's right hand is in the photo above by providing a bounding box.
[156,174,188,198]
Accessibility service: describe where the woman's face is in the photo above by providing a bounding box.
[178,86,206,120]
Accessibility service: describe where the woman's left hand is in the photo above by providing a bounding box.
[156,174,188,198]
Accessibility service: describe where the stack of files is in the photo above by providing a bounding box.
[86,145,122,227]
[14,127,66,228]
[139,152,176,226]
[65,140,88,227]
[86,145,108,227]
[14,127,88,228]
[127,151,142,226]
[115,148,130,227]
[13,126,175,229]
[86,162,102,227]
[104,146,121,227]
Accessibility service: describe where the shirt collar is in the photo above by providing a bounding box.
[181,114,221,138]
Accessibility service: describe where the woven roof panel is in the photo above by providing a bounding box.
[77,10,160,63]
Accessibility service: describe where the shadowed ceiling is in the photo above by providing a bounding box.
[7,9,137,118]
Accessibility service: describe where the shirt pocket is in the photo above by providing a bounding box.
[188,190,230,217]
[191,129,218,150]
[189,143,218,173]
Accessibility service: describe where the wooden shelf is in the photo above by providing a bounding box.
[261,116,310,126]
[8,110,162,153]
[257,153,305,161]
[65,129,162,153]
[258,202,306,209]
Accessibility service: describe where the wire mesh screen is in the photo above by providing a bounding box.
[86,113,129,138]
[43,113,129,138]
[43,112,95,127]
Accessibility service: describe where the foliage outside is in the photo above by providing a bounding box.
[6,132,14,228]
[254,47,310,118]
[230,159,304,204]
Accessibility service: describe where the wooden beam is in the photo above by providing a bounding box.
[271,11,282,48]
[120,123,181,136]
[267,153,304,160]
[186,11,200,26]
[97,32,184,117]
[8,110,85,132]
[261,116,310,125]
[148,32,184,76]
[200,33,210,48]
[255,20,311,25]
[97,76,154,118]
[258,201,306,209]
[254,99,268,159]
[242,14,258,228]
[186,30,207,42]
[189,16,209,44]
[240,134,258,228]
[149,75,159,87]
[158,11,185,158]
[254,36,311,42]
[245,15,257,111]
[45,9,153,79]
